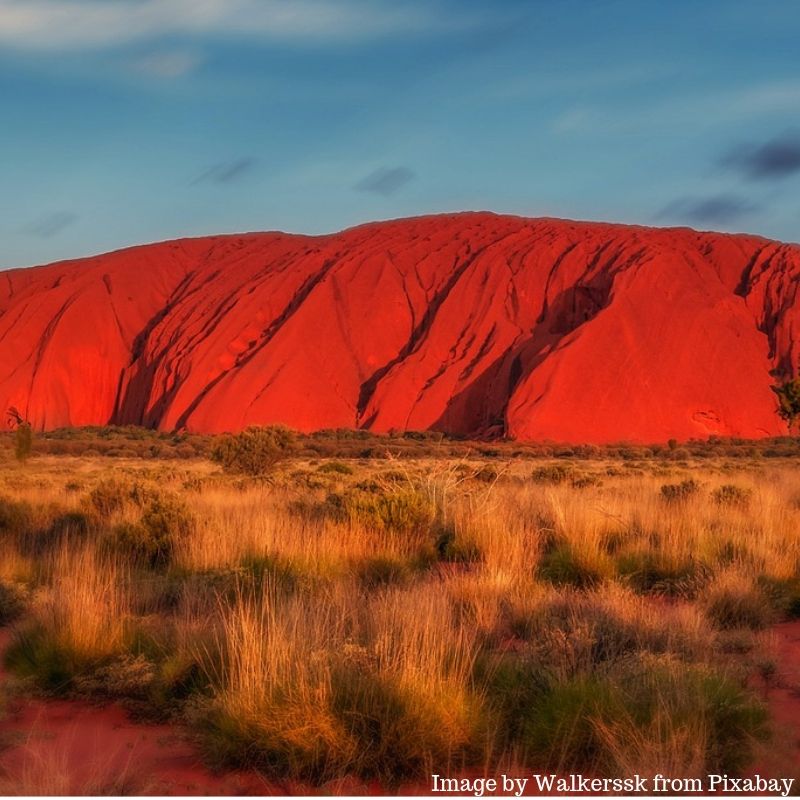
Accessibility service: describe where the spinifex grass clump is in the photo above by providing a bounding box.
[196,584,484,782]
[6,545,131,691]
[616,551,711,598]
[702,571,773,631]
[538,541,612,588]
[479,587,765,775]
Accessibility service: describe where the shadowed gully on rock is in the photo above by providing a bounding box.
[1,212,798,443]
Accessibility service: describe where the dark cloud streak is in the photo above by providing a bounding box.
[721,132,800,180]
[23,211,78,238]
[192,157,258,185]
[657,194,760,225]
[355,166,415,196]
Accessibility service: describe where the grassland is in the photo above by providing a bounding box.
[1,428,799,789]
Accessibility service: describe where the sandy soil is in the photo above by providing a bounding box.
[0,629,301,795]
[749,621,800,785]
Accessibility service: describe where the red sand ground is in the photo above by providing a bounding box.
[749,622,800,785]
[1,624,799,796]
[2,213,799,443]
[0,629,285,795]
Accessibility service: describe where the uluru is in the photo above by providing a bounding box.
[1,211,798,443]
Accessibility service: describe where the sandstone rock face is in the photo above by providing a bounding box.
[1,212,798,443]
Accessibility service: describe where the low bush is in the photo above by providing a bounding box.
[660,479,699,503]
[532,465,574,484]
[356,556,413,589]
[571,474,603,489]
[473,464,498,483]
[323,487,436,536]
[758,576,800,619]
[435,526,482,564]
[712,484,752,508]
[0,496,33,535]
[88,479,131,517]
[211,426,296,476]
[317,461,354,475]
[111,494,193,568]
[0,580,26,625]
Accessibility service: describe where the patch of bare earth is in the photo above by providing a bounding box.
[749,621,800,785]
[0,629,300,795]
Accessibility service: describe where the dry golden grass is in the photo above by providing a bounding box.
[36,544,130,664]
[0,452,796,782]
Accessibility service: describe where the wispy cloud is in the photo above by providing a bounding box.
[551,79,800,136]
[493,63,680,103]
[0,0,462,50]
[721,132,800,181]
[130,49,203,79]
[22,211,78,238]
[354,166,415,196]
[192,157,258,186]
[656,194,760,225]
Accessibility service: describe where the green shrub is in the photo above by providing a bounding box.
[476,653,549,746]
[520,675,619,769]
[4,625,76,691]
[239,556,298,595]
[571,474,602,489]
[356,557,412,589]
[317,461,354,475]
[712,484,752,508]
[758,576,800,619]
[328,665,484,781]
[324,488,436,535]
[660,479,699,502]
[681,668,769,772]
[211,426,296,476]
[772,377,800,429]
[532,465,573,484]
[435,526,482,564]
[0,581,26,625]
[0,496,33,535]
[473,465,498,483]
[111,494,192,568]
[484,655,767,774]
[14,421,33,463]
[88,479,130,516]
[196,701,351,781]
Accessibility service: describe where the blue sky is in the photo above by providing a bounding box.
[1,0,799,269]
